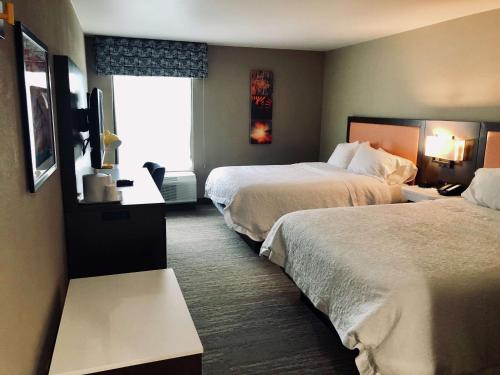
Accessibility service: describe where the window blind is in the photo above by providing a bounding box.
[94,36,208,78]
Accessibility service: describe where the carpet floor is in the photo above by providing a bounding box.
[167,204,358,375]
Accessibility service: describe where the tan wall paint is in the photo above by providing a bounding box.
[320,9,500,161]
[193,46,324,195]
[84,44,324,196]
[0,0,86,374]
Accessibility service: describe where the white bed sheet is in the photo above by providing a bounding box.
[205,162,402,241]
[261,198,500,375]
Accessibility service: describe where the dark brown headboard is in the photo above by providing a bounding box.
[478,122,500,168]
[347,116,425,168]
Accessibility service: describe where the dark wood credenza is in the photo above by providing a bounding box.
[54,55,167,278]
[66,167,167,278]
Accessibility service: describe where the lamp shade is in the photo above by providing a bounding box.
[103,130,122,150]
[424,135,464,161]
[101,130,122,167]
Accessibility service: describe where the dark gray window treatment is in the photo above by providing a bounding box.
[94,36,208,78]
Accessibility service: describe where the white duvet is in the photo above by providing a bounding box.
[205,162,401,241]
[261,199,500,375]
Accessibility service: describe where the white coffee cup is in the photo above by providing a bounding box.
[83,173,113,202]
[104,184,119,202]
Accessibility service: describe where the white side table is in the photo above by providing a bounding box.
[49,269,203,374]
[401,185,449,202]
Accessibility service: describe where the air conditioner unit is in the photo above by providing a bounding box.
[161,171,197,204]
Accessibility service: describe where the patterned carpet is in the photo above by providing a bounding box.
[167,204,358,375]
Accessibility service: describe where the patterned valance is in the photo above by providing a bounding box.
[94,36,208,78]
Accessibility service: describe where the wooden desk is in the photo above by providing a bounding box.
[49,269,203,375]
[92,167,165,206]
[66,167,167,278]
[53,57,167,279]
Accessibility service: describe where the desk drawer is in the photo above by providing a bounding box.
[65,206,167,278]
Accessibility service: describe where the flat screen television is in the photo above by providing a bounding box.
[88,88,104,169]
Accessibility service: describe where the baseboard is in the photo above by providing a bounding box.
[196,197,212,205]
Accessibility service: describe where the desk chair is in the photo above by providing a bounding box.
[143,162,166,191]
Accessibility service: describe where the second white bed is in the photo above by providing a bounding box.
[205,162,402,241]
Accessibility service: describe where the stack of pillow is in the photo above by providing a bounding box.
[327,141,418,185]
[328,142,500,210]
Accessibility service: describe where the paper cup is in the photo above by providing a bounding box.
[104,184,119,202]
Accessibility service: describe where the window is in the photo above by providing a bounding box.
[113,76,192,171]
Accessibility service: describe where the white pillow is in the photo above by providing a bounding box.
[327,141,360,169]
[462,168,500,210]
[378,148,418,184]
[347,143,398,182]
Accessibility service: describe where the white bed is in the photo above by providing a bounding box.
[205,162,403,241]
[261,198,500,374]
[205,117,424,241]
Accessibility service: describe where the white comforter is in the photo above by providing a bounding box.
[261,199,500,375]
[205,162,401,241]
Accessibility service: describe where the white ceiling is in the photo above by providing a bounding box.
[71,0,500,51]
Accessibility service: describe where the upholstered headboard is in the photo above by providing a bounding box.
[347,117,425,166]
[478,122,500,168]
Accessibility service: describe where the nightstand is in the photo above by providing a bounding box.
[401,185,448,202]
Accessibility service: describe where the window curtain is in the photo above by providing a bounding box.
[94,36,208,78]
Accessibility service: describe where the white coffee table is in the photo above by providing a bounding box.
[49,269,203,374]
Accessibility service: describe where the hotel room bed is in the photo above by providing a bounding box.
[205,162,403,241]
[205,117,424,241]
[261,198,500,374]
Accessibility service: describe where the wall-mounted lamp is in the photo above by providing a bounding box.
[0,1,14,40]
[424,135,465,168]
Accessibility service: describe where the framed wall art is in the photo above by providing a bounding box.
[0,1,5,40]
[14,22,57,192]
[250,70,273,144]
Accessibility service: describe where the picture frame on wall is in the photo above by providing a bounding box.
[0,1,5,40]
[14,22,57,192]
[250,70,273,144]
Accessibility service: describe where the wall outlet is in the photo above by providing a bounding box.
[0,1,4,40]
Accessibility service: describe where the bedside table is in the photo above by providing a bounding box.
[401,185,448,202]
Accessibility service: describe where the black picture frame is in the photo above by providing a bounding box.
[14,22,57,192]
[0,1,5,40]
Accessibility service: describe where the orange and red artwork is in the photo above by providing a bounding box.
[250,70,273,144]
[250,120,272,144]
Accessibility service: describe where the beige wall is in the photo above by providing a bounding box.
[320,9,500,161]
[193,46,324,195]
[0,0,86,374]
